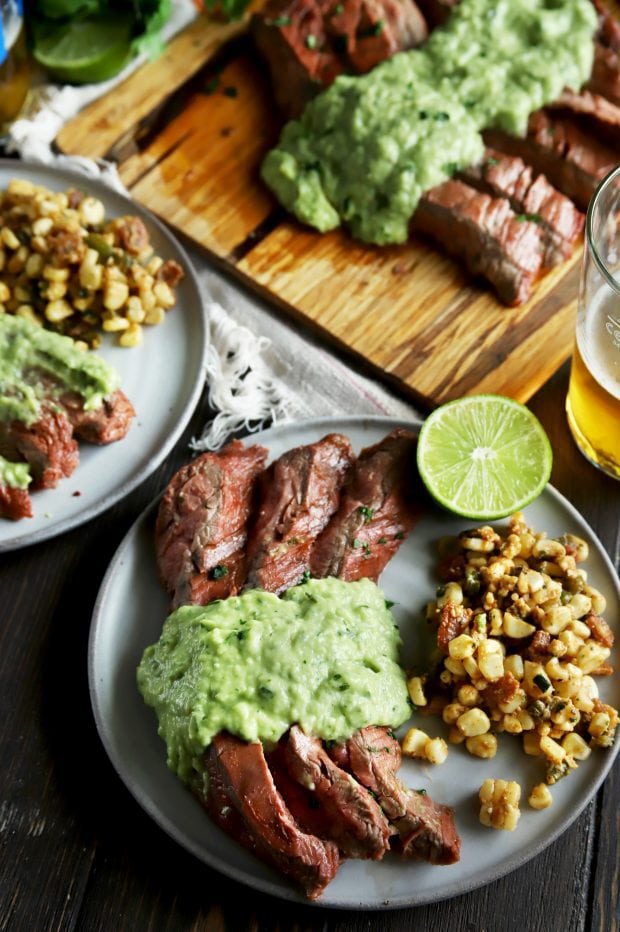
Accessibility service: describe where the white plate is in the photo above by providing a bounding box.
[0,160,207,551]
[89,416,620,910]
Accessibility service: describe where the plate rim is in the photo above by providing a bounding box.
[0,158,208,552]
[88,414,620,910]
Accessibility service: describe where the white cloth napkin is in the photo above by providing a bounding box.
[6,4,422,447]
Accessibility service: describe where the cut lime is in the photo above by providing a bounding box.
[417,395,553,520]
[32,14,134,85]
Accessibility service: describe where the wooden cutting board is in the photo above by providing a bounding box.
[56,10,597,409]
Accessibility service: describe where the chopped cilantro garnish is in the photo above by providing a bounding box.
[305,34,317,49]
[212,565,229,579]
[267,14,291,26]
[352,538,362,549]
[223,85,238,98]
[358,505,374,522]
[395,531,404,540]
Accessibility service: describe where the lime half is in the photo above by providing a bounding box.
[32,14,134,85]
[417,395,553,520]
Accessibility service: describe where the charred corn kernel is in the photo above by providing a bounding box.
[102,316,129,332]
[457,708,490,737]
[401,728,429,758]
[43,264,70,282]
[539,735,566,764]
[448,725,466,744]
[463,655,480,679]
[103,280,129,312]
[465,733,497,758]
[1,227,20,249]
[517,710,535,731]
[550,699,579,728]
[14,285,31,303]
[588,711,611,738]
[45,300,73,322]
[528,783,553,810]
[7,247,27,274]
[448,634,475,660]
[73,296,93,312]
[545,657,569,681]
[144,305,165,326]
[561,732,591,761]
[488,607,503,636]
[119,323,143,347]
[576,641,610,674]
[79,261,103,292]
[457,684,480,707]
[541,604,572,635]
[154,281,175,309]
[558,630,584,656]
[479,779,521,830]
[533,538,566,560]
[502,613,536,639]
[146,255,163,275]
[139,289,157,312]
[44,281,67,302]
[126,296,145,323]
[568,593,592,619]
[444,657,466,677]
[504,654,524,679]
[25,253,44,278]
[589,589,606,615]
[425,737,449,765]
[31,216,53,236]
[436,582,464,609]
[78,197,105,226]
[37,197,59,216]
[503,714,523,734]
[7,178,37,198]
[477,639,504,681]
[569,619,592,640]
[407,676,427,707]
[442,702,467,725]
[16,305,41,324]
[523,731,542,756]
[498,691,525,714]
[439,670,454,686]
[461,537,495,553]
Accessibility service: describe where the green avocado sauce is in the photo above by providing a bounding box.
[137,577,410,783]
[261,0,597,245]
[0,455,31,490]
[0,315,120,427]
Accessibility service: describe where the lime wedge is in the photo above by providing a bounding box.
[32,14,134,85]
[417,395,553,520]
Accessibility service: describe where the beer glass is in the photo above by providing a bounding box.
[566,165,620,480]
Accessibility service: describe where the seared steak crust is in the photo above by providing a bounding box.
[204,733,341,899]
[59,389,135,444]
[459,150,584,268]
[311,428,420,582]
[331,726,460,865]
[0,406,79,490]
[0,484,32,520]
[244,433,354,594]
[282,725,393,859]
[155,440,268,608]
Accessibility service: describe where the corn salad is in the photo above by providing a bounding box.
[0,179,184,348]
[409,513,617,808]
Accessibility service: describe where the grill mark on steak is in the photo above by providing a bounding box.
[282,725,393,859]
[310,428,420,582]
[484,110,617,212]
[412,179,544,306]
[0,483,32,520]
[155,440,268,608]
[0,405,79,490]
[331,726,461,865]
[244,433,354,594]
[458,149,584,269]
[204,733,341,899]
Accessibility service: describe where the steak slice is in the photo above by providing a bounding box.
[459,150,584,269]
[310,428,420,582]
[484,110,617,212]
[0,482,32,520]
[412,179,544,306]
[204,733,341,899]
[342,0,428,74]
[415,0,458,26]
[331,726,461,865]
[155,440,268,608]
[282,725,393,859]
[588,39,620,106]
[244,433,354,594]
[548,88,620,146]
[0,405,79,490]
[59,388,135,444]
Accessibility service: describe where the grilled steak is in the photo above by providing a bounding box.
[282,725,393,859]
[252,0,427,118]
[548,88,620,146]
[59,388,135,444]
[204,733,341,899]
[0,405,79,490]
[331,726,461,864]
[310,428,419,581]
[415,0,457,26]
[484,110,617,212]
[155,440,268,608]
[0,483,32,520]
[459,150,584,268]
[412,179,544,306]
[244,433,354,594]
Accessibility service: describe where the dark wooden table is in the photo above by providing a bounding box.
[0,355,618,932]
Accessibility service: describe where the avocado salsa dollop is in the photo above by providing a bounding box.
[261,0,598,245]
[137,577,411,783]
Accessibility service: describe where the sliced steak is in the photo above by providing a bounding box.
[310,428,420,581]
[484,110,617,212]
[282,725,392,859]
[244,433,354,594]
[252,0,427,118]
[0,405,79,490]
[412,179,544,306]
[588,39,620,106]
[548,88,620,146]
[204,733,341,899]
[0,483,32,520]
[415,0,458,26]
[59,388,135,444]
[459,150,584,268]
[331,726,461,865]
[155,441,268,608]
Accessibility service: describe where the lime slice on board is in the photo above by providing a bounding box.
[32,14,134,85]
[417,395,553,520]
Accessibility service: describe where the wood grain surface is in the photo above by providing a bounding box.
[55,13,606,408]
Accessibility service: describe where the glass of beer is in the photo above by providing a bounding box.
[566,165,620,480]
